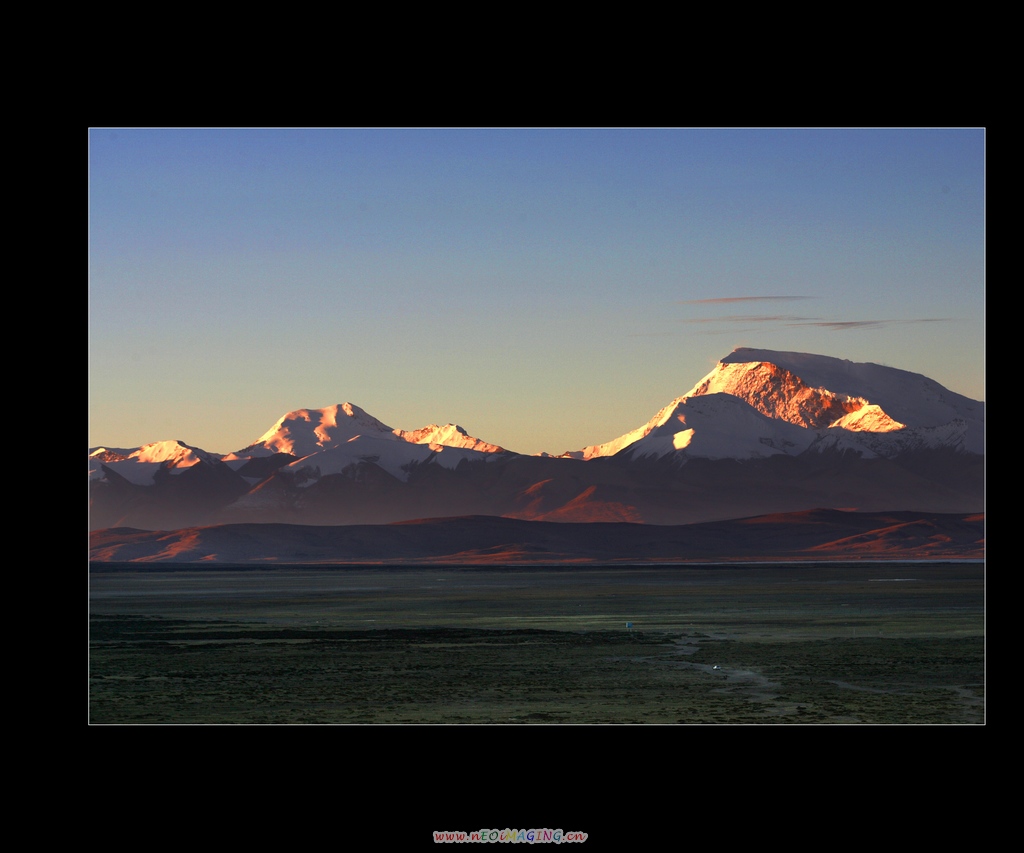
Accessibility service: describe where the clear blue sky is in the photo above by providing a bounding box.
[89,128,985,456]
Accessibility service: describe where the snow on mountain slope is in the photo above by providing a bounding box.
[230,403,395,459]
[279,433,499,485]
[569,347,984,461]
[584,393,815,461]
[561,393,809,461]
[685,360,868,429]
[714,347,984,452]
[217,404,510,487]
[90,348,985,530]
[91,349,983,494]
[89,440,219,485]
[396,423,505,453]
[227,403,507,461]
[829,404,905,432]
[560,399,685,460]
[809,418,972,457]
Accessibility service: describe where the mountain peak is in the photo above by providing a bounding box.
[88,439,217,486]
[132,439,212,465]
[396,423,505,453]
[567,347,984,460]
[686,360,867,429]
[714,348,983,451]
[242,403,396,458]
[232,403,508,463]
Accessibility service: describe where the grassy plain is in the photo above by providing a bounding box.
[89,562,984,724]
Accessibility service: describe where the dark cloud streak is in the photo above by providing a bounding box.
[679,296,814,305]
[789,320,885,330]
[672,294,952,334]
[679,315,817,324]
[673,315,952,332]
[785,319,951,330]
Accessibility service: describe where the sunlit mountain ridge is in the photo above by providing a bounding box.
[89,348,984,531]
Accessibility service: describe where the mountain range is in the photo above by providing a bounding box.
[89,348,984,543]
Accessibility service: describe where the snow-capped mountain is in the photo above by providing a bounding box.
[89,440,222,486]
[89,348,984,531]
[715,348,983,450]
[226,402,506,460]
[395,423,504,453]
[228,403,395,459]
[218,402,509,487]
[568,347,983,461]
[272,433,505,486]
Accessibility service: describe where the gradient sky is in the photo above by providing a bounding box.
[89,128,985,457]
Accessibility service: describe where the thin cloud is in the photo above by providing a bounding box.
[664,315,952,334]
[786,319,951,330]
[679,315,818,324]
[790,320,885,330]
[679,296,815,305]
